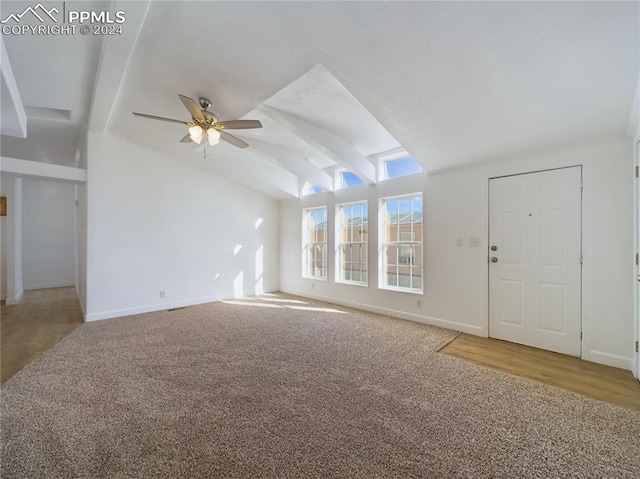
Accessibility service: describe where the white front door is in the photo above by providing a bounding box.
[489,167,582,356]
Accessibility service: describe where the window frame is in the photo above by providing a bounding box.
[302,182,324,196]
[334,168,366,190]
[377,150,423,182]
[378,193,423,294]
[302,206,328,280]
[335,201,369,286]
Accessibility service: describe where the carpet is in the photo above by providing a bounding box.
[2,293,639,478]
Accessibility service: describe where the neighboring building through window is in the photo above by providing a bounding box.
[336,202,368,285]
[380,194,423,292]
[303,207,328,279]
[381,154,422,180]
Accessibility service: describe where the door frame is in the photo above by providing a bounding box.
[634,137,639,380]
[487,166,583,356]
[480,163,587,361]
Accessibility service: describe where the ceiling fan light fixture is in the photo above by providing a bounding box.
[133,94,262,149]
[188,125,203,144]
[207,127,221,146]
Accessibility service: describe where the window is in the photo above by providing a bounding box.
[303,207,327,279]
[336,169,365,189]
[302,182,324,195]
[336,202,368,285]
[381,155,422,180]
[380,194,423,292]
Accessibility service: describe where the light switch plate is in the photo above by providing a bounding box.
[468,237,481,247]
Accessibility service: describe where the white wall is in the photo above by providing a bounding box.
[280,137,635,370]
[22,179,76,290]
[75,134,88,314]
[0,175,24,304]
[85,133,280,321]
[76,183,87,314]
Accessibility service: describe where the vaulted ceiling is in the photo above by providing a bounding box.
[1,1,638,198]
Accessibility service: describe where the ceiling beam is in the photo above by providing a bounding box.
[248,139,333,192]
[88,1,152,135]
[209,154,300,198]
[1,156,86,183]
[257,105,376,184]
[0,36,27,138]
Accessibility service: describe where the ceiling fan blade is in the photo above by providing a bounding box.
[220,131,249,149]
[216,120,263,130]
[133,112,188,125]
[180,134,192,143]
[178,94,205,122]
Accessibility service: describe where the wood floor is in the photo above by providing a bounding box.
[440,333,640,412]
[1,287,84,384]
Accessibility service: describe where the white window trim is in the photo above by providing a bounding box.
[373,148,422,182]
[378,192,423,294]
[335,201,369,286]
[334,168,366,190]
[302,206,328,281]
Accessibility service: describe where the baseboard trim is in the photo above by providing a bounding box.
[281,289,483,335]
[6,289,23,305]
[586,350,633,371]
[85,296,219,322]
[25,282,75,291]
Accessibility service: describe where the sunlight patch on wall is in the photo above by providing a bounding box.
[255,245,264,295]
[234,271,244,297]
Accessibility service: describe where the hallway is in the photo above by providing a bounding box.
[1,287,83,383]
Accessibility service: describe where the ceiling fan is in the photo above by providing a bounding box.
[132,94,262,149]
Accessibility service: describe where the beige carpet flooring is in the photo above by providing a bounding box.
[2,293,639,478]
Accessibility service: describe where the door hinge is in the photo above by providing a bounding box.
[580,331,583,340]
[580,181,583,192]
[636,165,639,178]
[636,253,639,266]
[636,341,639,353]
[580,256,583,267]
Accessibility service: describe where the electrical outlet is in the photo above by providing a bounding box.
[417,300,422,308]
[160,291,165,298]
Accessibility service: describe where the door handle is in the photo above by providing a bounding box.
[491,257,498,263]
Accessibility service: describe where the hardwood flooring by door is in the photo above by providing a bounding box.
[1,287,83,384]
[440,333,640,411]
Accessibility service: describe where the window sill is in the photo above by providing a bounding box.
[378,285,423,295]
[335,280,368,288]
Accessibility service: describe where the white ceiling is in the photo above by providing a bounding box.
[1,1,638,198]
